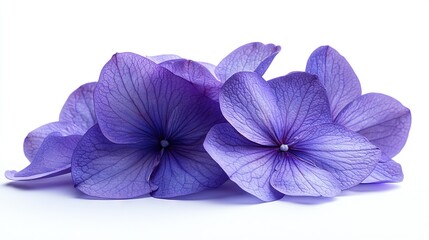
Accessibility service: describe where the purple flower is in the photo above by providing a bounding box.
[150,42,281,101]
[5,83,97,180]
[306,46,411,183]
[204,71,381,201]
[71,52,227,199]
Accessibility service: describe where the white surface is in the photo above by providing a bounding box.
[1,0,428,239]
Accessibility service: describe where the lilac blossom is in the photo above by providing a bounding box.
[5,83,97,180]
[71,52,227,199]
[204,71,380,201]
[150,42,281,101]
[306,46,411,183]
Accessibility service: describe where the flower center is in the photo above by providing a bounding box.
[160,139,170,148]
[279,144,289,152]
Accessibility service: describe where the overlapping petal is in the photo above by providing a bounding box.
[292,124,380,189]
[270,154,342,197]
[160,59,222,101]
[215,42,281,82]
[306,46,361,118]
[151,144,228,198]
[6,133,81,180]
[204,123,283,202]
[362,153,403,183]
[268,72,332,141]
[220,72,280,146]
[59,82,97,129]
[72,125,159,199]
[146,54,181,64]
[95,52,216,145]
[335,93,411,158]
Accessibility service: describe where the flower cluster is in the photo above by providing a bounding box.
[6,42,411,202]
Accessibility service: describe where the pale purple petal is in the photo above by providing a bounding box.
[270,155,341,197]
[24,122,84,162]
[204,123,283,202]
[146,54,181,64]
[150,144,228,198]
[72,125,159,199]
[292,124,380,190]
[198,62,216,77]
[306,46,361,118]
[220,72,280,146]
[160,59,222,101]
[6,133,80,180]
[268,72,332,141]
[215,42,281,82]
[335,93,411,158]
[95,52,212,144]
[59,82,97,130]
[362,153,403,183]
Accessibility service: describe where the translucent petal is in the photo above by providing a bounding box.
[292,124,380,190]
[335,93,411,158]
[6,133,80,180]
[306,46,361,118]
[220,72,280,146]
[72,125,159,199]
[204,123,283,202]
[271,154,342,197]
[150,144,228,198]
[215,42,281,82]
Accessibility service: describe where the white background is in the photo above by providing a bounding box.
[1,0,428,239]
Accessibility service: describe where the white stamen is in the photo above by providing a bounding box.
[279,144,289,152]
[160,140,169,148]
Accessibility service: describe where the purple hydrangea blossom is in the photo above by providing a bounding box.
[5,83,97,180]
[203,71,381,201]
[150,42,281,101]
[306,46,411,183]
[71,52,227,199]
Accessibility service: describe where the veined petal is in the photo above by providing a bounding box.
[220,72,280,146]
[6,133,80,180]
[292,124,380,190]
[59,82,97,130]
[150,144,228,198]
[335,93,411,158]
[268,72,332,141]
[160,59,222,101]
[95,52,214,144]
[270,154,341,197]
[24,121,84,162]
[71,125,159,199]
[204,123,283,202]
[215,42,281,82]
[306,46,361,118]
[146,54,181,64]
[362,153,403,183]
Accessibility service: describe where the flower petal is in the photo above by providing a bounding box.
[150,144,228,198]
[335,93,411,158]
[204,123,283,202]
[146,54,181,64]
[24,122,84,162]
[71,125,159,199]
[362,153,403,183]
[306,46,361,118]
[268,72,332,141]
[270,154,341,197]
[292,124,380,190]
[59,82,97,130]
[95,52,213,144]
[6,133,80,180]
[215,42,281,82]
[220,72,280,146]
[160,59,222,101]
